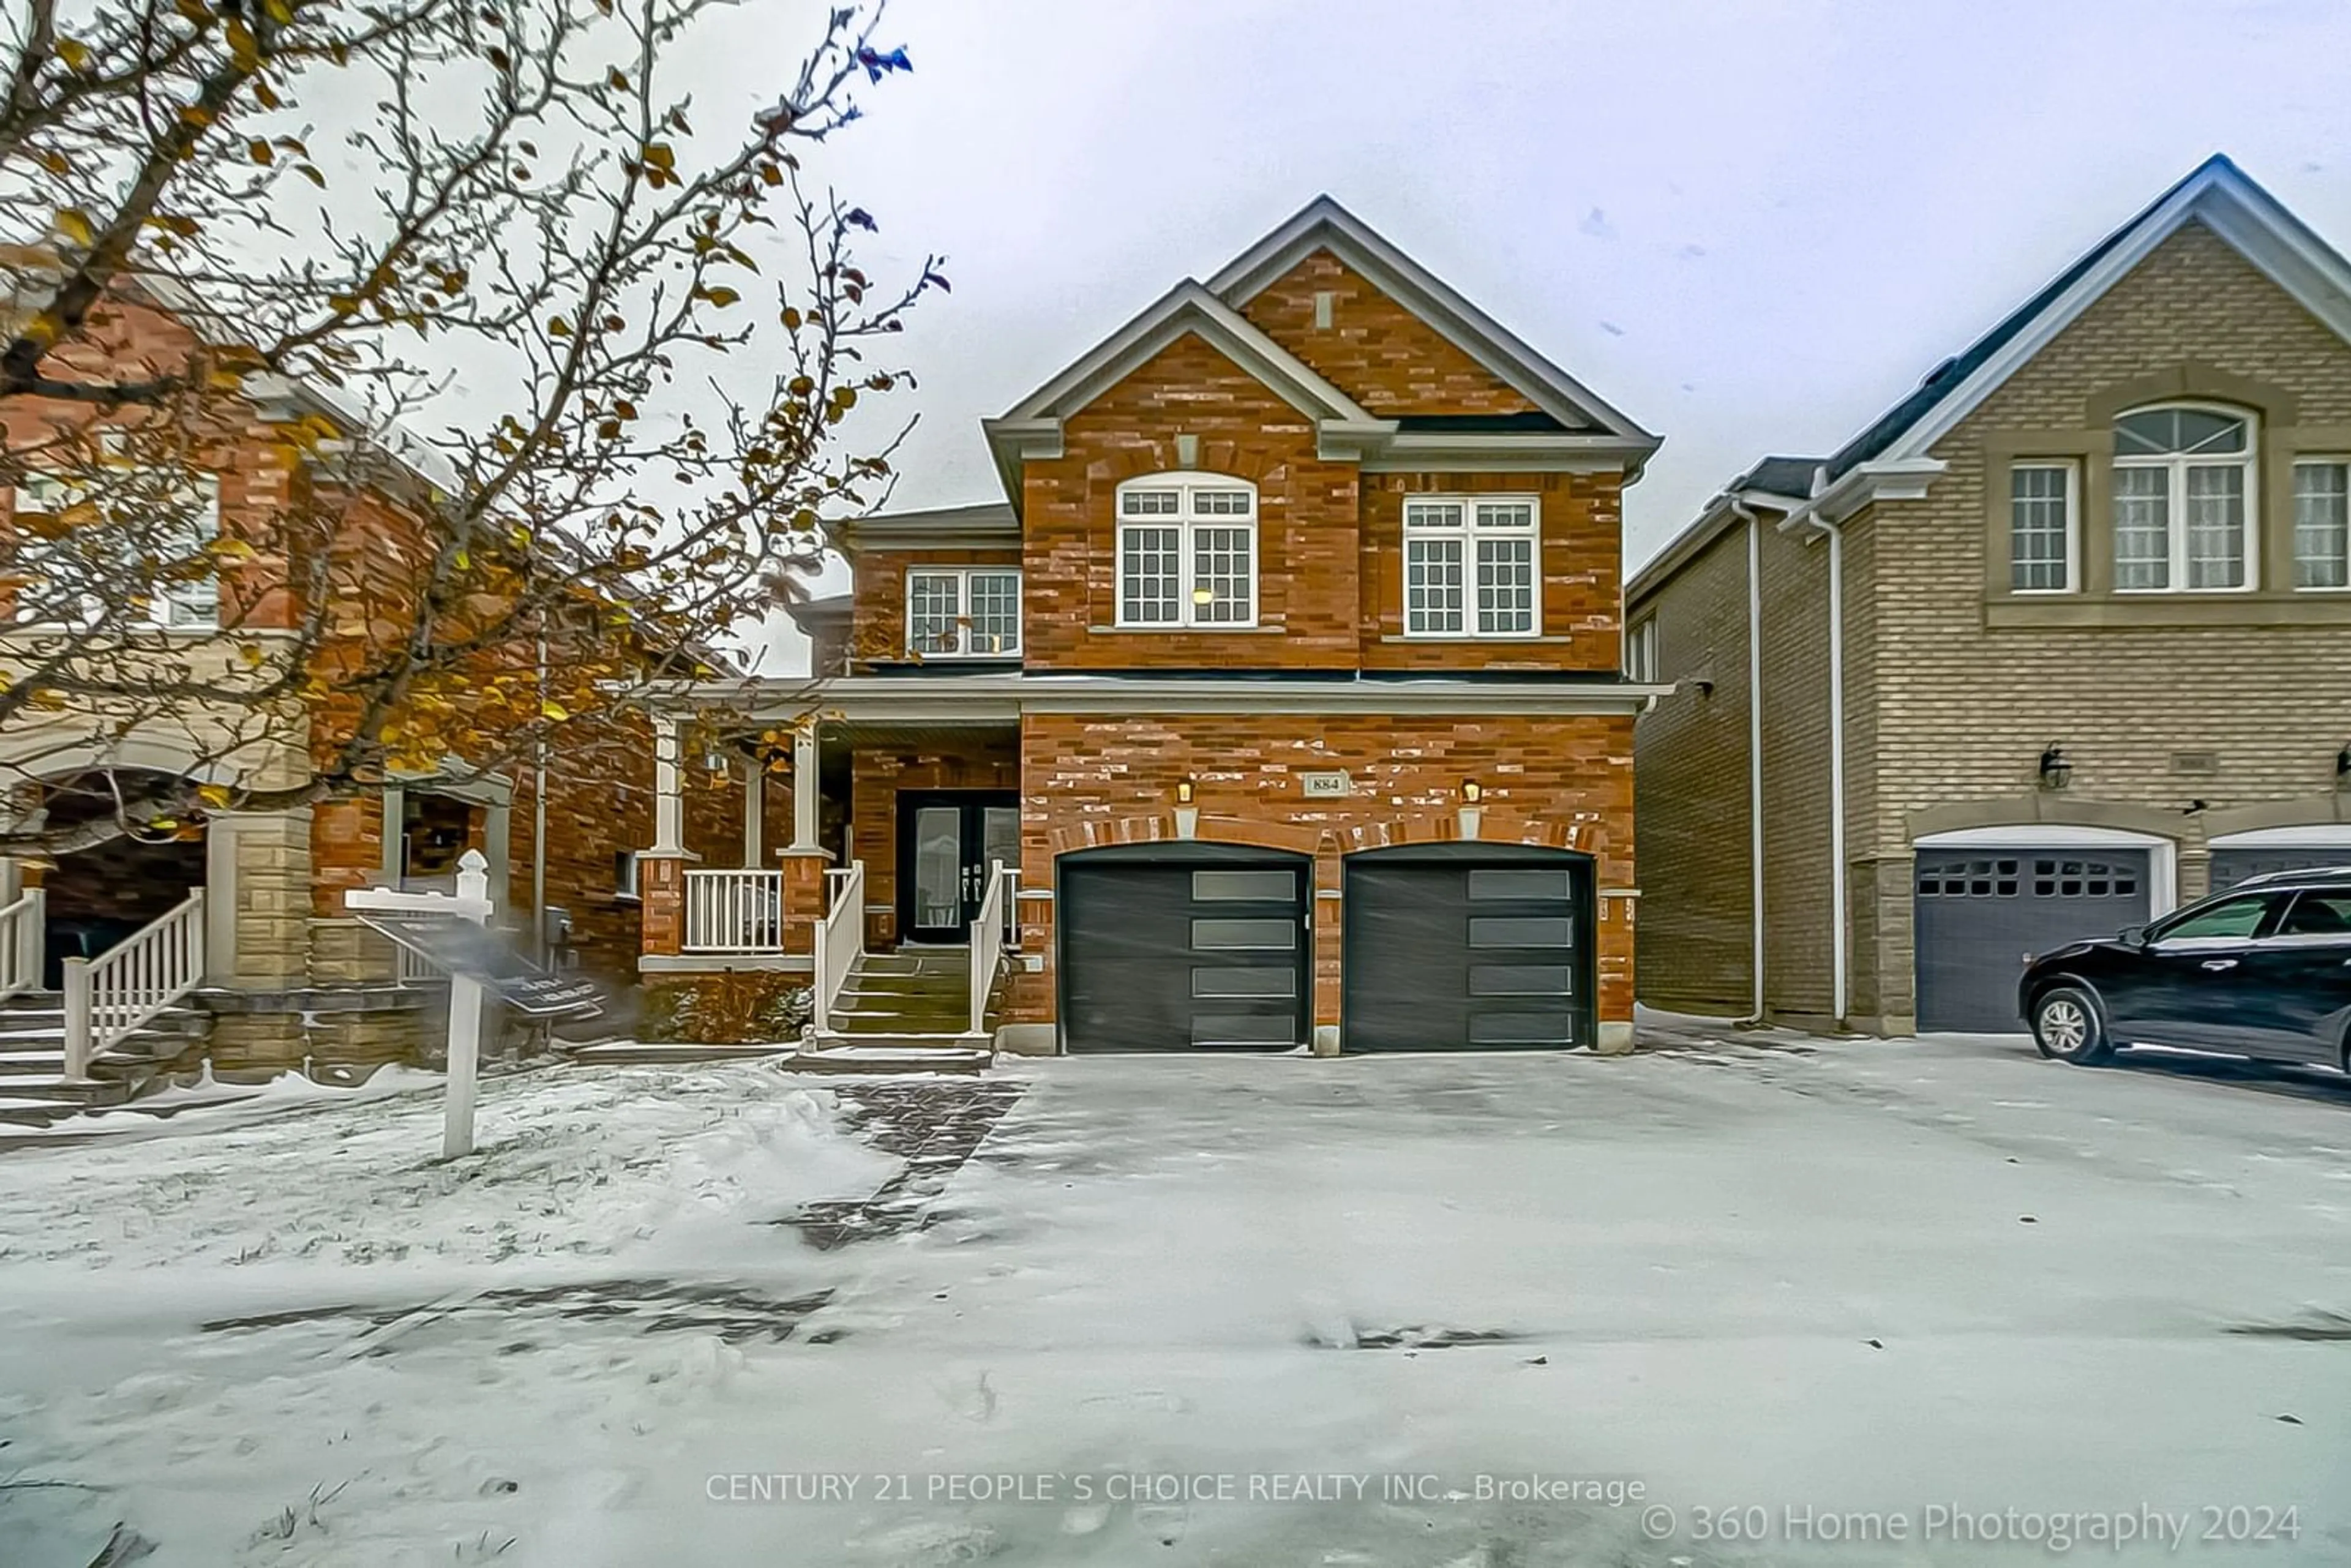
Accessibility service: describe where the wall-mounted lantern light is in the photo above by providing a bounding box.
[2037,745,2071,790]
[2336,743,2351,783]
[1461,779,1483,803]
[1176,778,1195,805]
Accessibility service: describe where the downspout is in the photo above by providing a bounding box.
[1730,497,1766,1025]
[1822,517,1850,1029]
[532,634,549,966]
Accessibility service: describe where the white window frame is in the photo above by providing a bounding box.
[1400,492,1542,639]
[10,469,222,630]
[1625,616,1658,682]
[2006,461,2078,595]
[614,849,640,899]
[1113,473,1258,629]
[2111,403,2259,595]
[2290,457,2351,591]
[902,565,1022,658]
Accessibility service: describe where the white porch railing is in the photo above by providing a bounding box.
[969,859,1010,1037]
[0,887,45,1003]
[811,860,865,1035]
[683,869,784,953]
[62,888,204,1081]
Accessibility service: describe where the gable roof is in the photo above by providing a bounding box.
[1822,154,2351,483]
[1625,454,1823,605]
[1207,195,1657,445]
[1633,154,2351,606]
[980,279,1379,503]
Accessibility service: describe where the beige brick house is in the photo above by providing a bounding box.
[1629,156,2351,1037]
[642,197,1666,1056]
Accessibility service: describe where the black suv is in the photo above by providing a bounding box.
[2019,868,2351,1068]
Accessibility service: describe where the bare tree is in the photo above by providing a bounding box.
[0,0,938,855]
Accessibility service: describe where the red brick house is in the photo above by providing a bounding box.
[0,263,781,1104]
[644,198,1665,1055]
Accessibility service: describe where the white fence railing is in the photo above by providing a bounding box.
[62,888,204,1081]
[811,860,865,1035]
[0,887,44,1003]
[969,859,1010,1038]
[683,869,784,953]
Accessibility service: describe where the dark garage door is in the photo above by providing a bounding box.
[1058,843,1311,1052]
[1343,844,1595,1051]
[1913,849,2150,1032]
[2211,844,2351,892]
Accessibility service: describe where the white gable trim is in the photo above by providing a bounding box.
[994,279,1372,427]
[1205,196,1659,447]
[1883,162,2351,467]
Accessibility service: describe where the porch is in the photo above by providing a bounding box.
[636,694,1024,1048]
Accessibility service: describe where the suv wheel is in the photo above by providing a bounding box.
[2032,986,2112,1065]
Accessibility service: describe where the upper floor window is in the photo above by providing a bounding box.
[1403,494,1539,637]
[906,566,1021,657]
[1625,616,1658,683]
[1115,473,1256,628]
[2292,460,2350,590]
[2008,463,2077,593]
[2111,405,2255,593]
[11,469,221,629]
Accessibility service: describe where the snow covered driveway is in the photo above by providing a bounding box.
[5,1038,2351,1565]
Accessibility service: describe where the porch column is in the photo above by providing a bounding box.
[742,762,763,868]
[779,723,829,955]
[651,714,685,855]
[792,724,819,850]
[640,713,689,959]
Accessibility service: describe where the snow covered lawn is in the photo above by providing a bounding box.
[5,1035,2351,1564]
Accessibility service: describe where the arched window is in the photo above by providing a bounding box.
[2112,403,2255,592]
[1114,473,1257,628]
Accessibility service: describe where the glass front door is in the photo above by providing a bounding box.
[898,792,1021,942]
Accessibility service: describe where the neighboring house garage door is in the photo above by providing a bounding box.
[2211,844,2351,891]
[1913,849,2150,1032]
[1057,843,1311,1052]
[1343,844,1595,1051]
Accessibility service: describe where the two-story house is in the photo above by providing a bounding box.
[1629,156,2351,1037]
[0,264,774,1107]
[643,198,1664,1056]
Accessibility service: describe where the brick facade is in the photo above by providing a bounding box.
[1239,251,1540,417]
[1014,712,1637,1036]
[786,217,1652,1056]
[1635,206,2351,1034]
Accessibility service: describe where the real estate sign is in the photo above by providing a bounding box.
[355,912,601,1017]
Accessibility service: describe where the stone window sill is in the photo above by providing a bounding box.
[1983,593,2351,628]
[1378,634,1577,645]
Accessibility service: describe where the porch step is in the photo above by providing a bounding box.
[563,1040,795,1067]
[784,1034,991,1076]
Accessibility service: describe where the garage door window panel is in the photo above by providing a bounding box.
[1193,966,1296,998]
[1193,869,1297,901]
[1469,964,1575,996]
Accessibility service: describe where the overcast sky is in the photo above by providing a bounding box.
[709,0,2351,669]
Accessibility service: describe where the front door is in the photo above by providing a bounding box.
[898,791,1021,943]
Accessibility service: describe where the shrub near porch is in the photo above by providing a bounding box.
[640,973,811,1045]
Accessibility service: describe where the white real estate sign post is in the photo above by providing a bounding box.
[345,849,494,1159]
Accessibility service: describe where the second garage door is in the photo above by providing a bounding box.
[1913,849,2150,1032]
[1343,844,1595,1052]
[1057,843,1312,1052]
[2211,842,2351,892]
